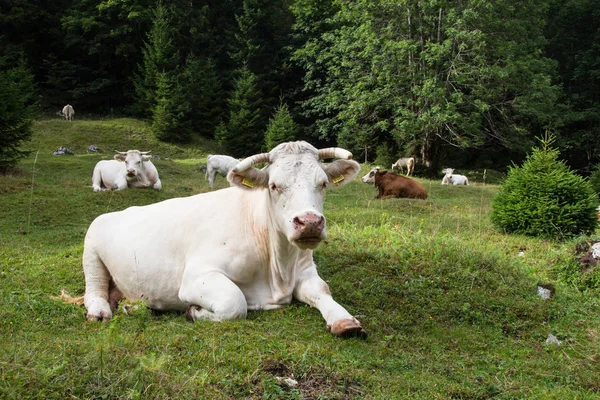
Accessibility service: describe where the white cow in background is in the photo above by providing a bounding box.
[62,104,74,121]
[441,168,469,185]
[83,141,366,337]
[391,157,415,176]
[92,150,162,192]
[205,154,239,189]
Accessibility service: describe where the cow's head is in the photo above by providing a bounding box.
[361,167,381,184]
[114,150,152,179]
[228,141,360,250]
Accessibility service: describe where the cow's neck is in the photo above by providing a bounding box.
[248,189,306,301]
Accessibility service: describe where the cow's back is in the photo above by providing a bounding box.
[85,188,268,309]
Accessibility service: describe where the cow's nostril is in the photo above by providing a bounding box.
[293,216,304,226]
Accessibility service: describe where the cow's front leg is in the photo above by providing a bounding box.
[152,179,162,190]
[178,270,247,322]
[293,267,366,338]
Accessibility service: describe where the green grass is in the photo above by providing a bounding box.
[1,118,599,399]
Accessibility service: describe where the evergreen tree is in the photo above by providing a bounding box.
[264,101,296,151]
[216,66,264,157]
[183,55,224,138]
[0,57,37,172]
[152,71,192,143]
[491,135,598,239]
[133,3,180,117]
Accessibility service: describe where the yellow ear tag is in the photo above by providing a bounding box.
[332,175,345,184]
[242,178,254,188]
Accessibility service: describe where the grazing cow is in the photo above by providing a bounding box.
[441,168,469,185]
[362,167,427,199]
[391,157,415,176]
[82,141,366,337]
[62,104,74,121]
[205,154,239,189]
[91,150,162,192]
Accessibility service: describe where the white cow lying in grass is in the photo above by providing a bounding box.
[391,157,415,176]
[441,168,469,185]
[205,154,239,189]
[92,150,162,192]
[82,141,366,338]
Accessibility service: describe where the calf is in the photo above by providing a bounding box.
[92,150,162,192]
[205,154,239,189]
[62,104,74,121]
[362,167,427,199]
[391,157,415,176]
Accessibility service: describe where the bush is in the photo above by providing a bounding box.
[374,145,397,170]
[490,135,598,239]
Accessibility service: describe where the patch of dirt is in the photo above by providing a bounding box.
[256,359,363,399]
[575,240,600,274]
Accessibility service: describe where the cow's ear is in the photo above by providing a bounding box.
[114,154,125,162]
[228,168,269,190]
[142,155,152,162]
[325,159,360,187]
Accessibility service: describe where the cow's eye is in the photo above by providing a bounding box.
[321,181,328,189]
[137,161,141,164]
[270,183,278,192]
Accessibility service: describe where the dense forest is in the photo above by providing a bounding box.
[1,0,599,172]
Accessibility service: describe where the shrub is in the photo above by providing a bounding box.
[490,135,598,239]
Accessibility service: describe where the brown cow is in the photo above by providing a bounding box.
[361,167,427,199]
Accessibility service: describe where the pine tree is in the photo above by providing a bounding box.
[217,66,264,157]
[183,55,224,138]
[151,71,192,143]
[491,135,598,239]
[0,57,36,172]
[264,101,296,151]
[133,3,179,117]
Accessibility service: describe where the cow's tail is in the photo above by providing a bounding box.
[82,242,113,321]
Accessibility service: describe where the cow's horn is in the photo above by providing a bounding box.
[140,151,152,155]
[232,152,270,172]
[115,150,127,155]
[318,147,353,160]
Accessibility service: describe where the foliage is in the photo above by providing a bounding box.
[216,65,264,157]
[182,55,224,138]
[264,101,296,151]
[491,135,598,238]
[589,164,600,195]
[546,0,600,171]
[133,3,180,117]
[552,238,600,291]
[291,0,561,166]
[0,57,37,172]
[151,71,192,143]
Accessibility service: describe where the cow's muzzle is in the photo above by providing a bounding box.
[292,212,325,248]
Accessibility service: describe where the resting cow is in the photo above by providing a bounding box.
[83,141,366,337]
[362,167,427,199]
[205,154,239,189]
[62,104,74,121]
[391,157,415,176]
[441,168,469,185]
[91,150,162,192]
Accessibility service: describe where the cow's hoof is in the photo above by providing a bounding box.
[330,318,367,339]
[86,311,111,322]
[185,305,200,322]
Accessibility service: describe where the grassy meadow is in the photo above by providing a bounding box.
[1,118,599,399]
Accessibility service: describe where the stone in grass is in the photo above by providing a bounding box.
[53,146,73,155]
[545,334,562,346]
